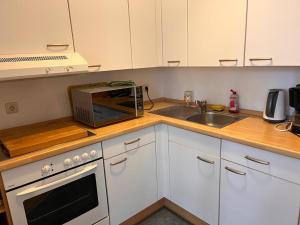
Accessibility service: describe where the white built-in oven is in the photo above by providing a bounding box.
[1,143,109,225]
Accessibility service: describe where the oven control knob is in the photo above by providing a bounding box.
[64,158,72,166]
[82,153,89,160]
[73,155,81,163]
[89,150,97,158]
[41,165,51,174]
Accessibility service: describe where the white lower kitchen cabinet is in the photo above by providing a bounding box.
[169,135,220,225]
[104,142,158,225]
[220,159,300,225]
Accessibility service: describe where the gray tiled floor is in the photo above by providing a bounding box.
[138,208,192,225]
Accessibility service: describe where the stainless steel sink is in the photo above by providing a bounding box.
[150,105,247,128]
[186,112,245,128]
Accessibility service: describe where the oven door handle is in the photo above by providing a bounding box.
[16,164,98,197]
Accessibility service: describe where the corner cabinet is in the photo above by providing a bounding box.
[102,127,158,225]
[0,0,73,54]
[68,0,132,72]
[162,0,188,67]
[188,0,247,67]
[245,0,300,66]
[168,126,221,225]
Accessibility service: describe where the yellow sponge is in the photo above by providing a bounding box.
[210,105,225,111]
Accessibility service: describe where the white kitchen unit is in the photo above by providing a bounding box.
[0,0,73,54]
[168,126,221,225]
[68,0,132,72]
[245,0,300,66]
[129,0,162,68]
[162,0,188,67]
[103,127,158,225]
[188,0,247,67]
[220,141,300,225]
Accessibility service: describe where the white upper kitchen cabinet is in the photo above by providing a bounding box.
[129,0,162,68]
[245,0,300,66]
[188,0,247,67]
[162,0,188,67]
[0,0,73,54]
[68,0,132,71]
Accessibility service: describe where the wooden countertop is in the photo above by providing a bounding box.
[0,101,299,172]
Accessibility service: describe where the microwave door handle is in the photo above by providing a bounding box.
[16,164,98,197]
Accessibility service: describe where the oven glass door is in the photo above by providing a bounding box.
[92,87,138,127]
[24,174,98,225]
[6,161,108,225]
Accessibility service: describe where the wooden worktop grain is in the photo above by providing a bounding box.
[0,101,299,172]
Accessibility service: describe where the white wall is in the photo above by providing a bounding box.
[0,68,164,130]
[162,67,300,112]
[0,67,299,130]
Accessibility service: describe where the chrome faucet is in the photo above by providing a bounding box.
[196,100,207,113]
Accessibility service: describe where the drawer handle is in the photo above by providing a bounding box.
[124,138,140,145]
[197,156,215,164]
[47,44,70,48]
[245,155,270,165]
[225,166,246,176]
[110,158,127,166]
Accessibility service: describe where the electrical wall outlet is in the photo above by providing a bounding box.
[5,102,19,114]
[143,84,149,91]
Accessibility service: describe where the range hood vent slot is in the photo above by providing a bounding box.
[0,55,68,63]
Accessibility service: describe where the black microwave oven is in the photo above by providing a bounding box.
[70,84,144,127]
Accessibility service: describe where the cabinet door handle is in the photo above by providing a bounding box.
[249,58,272,62]
[219,59,238,63]
[225,166,246,176]
[245,155,270,165]
[124,138,140,145]
[167,60,181,64]
[197,156,215,164]
[47,44,70,48]
[88,64,101,69]
[110,158,127,166]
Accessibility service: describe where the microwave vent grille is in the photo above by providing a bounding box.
[75,107,92,125]
[0,55,68,63]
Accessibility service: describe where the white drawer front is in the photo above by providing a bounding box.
[222,140,300,184]
[168,126,221,157]
[102,126,155,159]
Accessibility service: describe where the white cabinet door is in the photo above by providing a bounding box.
[162,0,188,67]
[104,143,158,225]
[169,142,220,225]
[0,0,73,54]
[188,0,247,67]
[69,0,132,71]
[220,160,300,225]
[129,0,161,68]
[245,0,300,66]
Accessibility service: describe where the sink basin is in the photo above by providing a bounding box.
[150,105,247,128]
[186,112,245,128]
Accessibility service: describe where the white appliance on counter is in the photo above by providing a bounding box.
[0,52,88,81]
[2,143,109,225]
